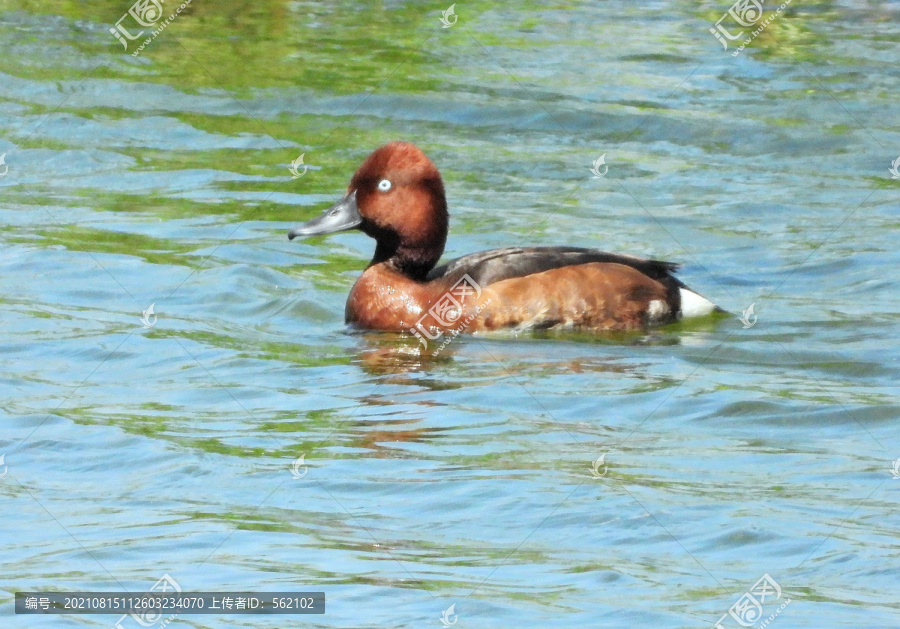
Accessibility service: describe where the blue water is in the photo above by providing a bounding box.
[1,1,899,627]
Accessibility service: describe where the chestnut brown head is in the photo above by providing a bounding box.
[289,142,448,279]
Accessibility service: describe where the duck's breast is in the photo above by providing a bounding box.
[345,264,431,330]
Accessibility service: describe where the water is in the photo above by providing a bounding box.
[2,1,899,627]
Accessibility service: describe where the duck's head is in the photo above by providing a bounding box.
[289,142,448,280]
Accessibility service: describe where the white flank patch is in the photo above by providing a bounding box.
[679,288,717,318]
[647,299,670,323]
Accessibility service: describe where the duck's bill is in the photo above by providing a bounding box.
[288,191,361,239]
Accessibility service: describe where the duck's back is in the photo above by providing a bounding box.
[427,247,713,332]
[428,246,681,287]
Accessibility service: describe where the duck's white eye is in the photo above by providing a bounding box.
[377,179,392,192]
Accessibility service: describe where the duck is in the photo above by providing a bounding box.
[288,142,719,339]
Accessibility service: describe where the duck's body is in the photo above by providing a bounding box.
[289,142,719,336]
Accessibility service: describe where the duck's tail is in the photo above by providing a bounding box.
[679,288,723,318]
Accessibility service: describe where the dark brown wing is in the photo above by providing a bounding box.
[427,246,684,288]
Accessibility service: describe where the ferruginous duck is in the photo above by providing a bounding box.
[288,142,719,338]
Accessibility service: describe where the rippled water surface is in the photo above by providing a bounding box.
[2,1,899,627]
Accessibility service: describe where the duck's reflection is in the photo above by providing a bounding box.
[350,326,701,379]
[337,325,727,457]
[353,331,455,376]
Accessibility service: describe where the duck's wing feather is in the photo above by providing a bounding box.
[427,246,683,287]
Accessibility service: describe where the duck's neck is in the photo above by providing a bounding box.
[371,240,443,281]
[368,194,448,281]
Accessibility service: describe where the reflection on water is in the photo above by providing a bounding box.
[2,1,900,628]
